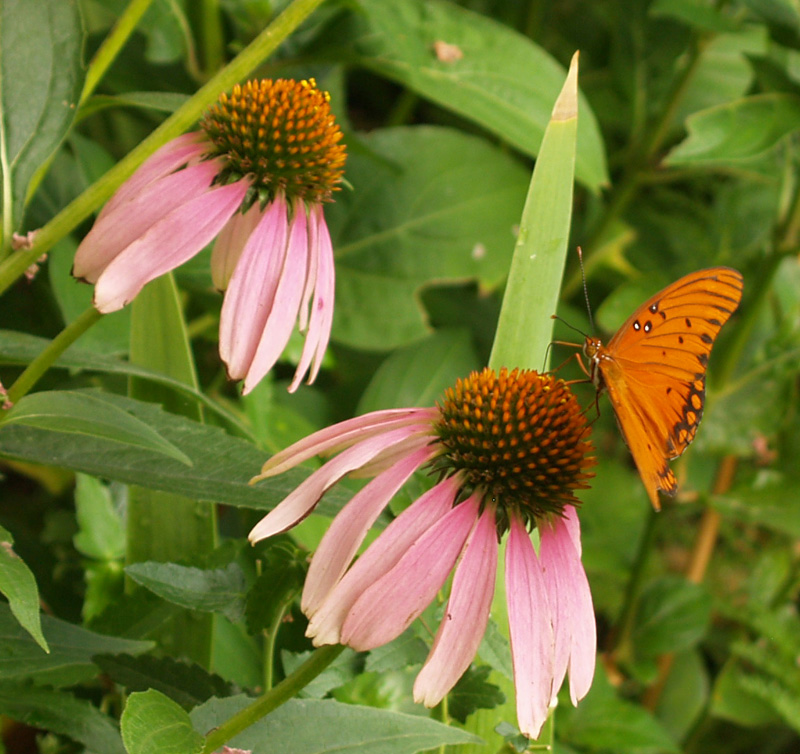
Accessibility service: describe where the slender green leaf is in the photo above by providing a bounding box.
[121,690,203,754]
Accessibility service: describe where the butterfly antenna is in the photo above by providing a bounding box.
[577,247,595,333]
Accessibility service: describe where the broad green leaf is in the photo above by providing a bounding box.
[73,474,125,560]
[712,479,800,538]
[0,602,152,686]
[666,94,800,166]
[0,390,351,517]
[357,329,479,413]
[632,577,712,656]
[0,525,47,651]
[343,0,607,191]
[121,690,203,754]
[656,650,709,742]
[328,126,529,350]
[1,391,193,466]
[190,695,483,753]
[126,562,247,623]
[0,0,84,227]
[0,682,125,754]
[650,0,741,32]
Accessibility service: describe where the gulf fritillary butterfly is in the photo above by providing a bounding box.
[582,267,743,510]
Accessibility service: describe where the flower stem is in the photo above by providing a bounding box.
[4,306,103,406]
[0,0,328,299]
[200,644,345,753]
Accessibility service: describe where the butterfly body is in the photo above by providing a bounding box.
[584,267,743,510]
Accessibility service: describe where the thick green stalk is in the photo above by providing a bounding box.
[0,0,327,298]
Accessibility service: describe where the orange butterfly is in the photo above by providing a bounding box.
[581,267,743,510]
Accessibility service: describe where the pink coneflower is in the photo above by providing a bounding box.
[73,79,346,393]
[249,367,597,738]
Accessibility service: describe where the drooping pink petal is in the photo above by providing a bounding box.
[99,133,207,220]
[248,424,434,543]
[341,493,481,651]
[303,445,435,617]
[242,208,310,394]
[297,206,318,333]
[306,475,460,645]
[93,178,249,312]
[251,407,438,482]
[219,196,289,381]
[290,205,334,391]
[413,505,498,707]
[539,515,596,705]
[562,505,582,557]
[505,515,554,740]
[352,432,436,479]
[211,203,263,290]
[74,160,224,283]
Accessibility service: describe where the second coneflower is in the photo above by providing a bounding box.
[73,78,346,393]
[249,367,597,739]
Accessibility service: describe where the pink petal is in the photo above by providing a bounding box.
[219,197,289,381]
[290,205,334,391]
[248,424,434,543]
[296,206,318,333]
[539,515,596,705]
[562,505,582,556]
[75,160,223,283]
[306,475,460,645]
[413,505,498,706]
[92,178,248,312]
[211,203,263,290]
[341,492,481,651]
[242,208,310,394]
[505,515,554,740]
[303,445,435,617]
[251,407,438,482]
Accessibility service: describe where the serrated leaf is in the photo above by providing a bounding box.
[448,665,505,723]
[126,562,247,623]
[94,654,233,711]
[2,391,193,467]
[364,630,429,673]
[0,602,152,686]
[0,525,47,651]
[190,695,482,753]
[343,0,607,191]
[121,690,204,754]
[0,682,125,754]
[477,619,513,681]
[0,0,84,226]
[281,649,361,699]
[244,543,305,634]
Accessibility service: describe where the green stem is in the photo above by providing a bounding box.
[201,644,345,753]
[0,0,328,298]
[197,0,225,77]
[263,600,291,691]
[81,0,156,105]
[4,306,103,405]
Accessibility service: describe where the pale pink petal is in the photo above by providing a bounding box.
[99,133,207,220]
[211,203,263,290]
[242,209,310,394]
[219,197,289,381]
[303,445,435,617]
[413,506,498,706]
[351,433,435,478]
[506,515,554,740]
[341,493,481,651]
[539,515,596,705]
[74,160,223,283]
[306,475,460,645]
[296,205,317,333]
[248,424,433,543]
[251,407,438,482]
[562,505,582,556]
[290,205,334,391]
[93,179,248,312]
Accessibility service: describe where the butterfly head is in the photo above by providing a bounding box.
[582,336,605,388]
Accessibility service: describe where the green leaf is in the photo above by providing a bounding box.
[0,389,351,517]
[0,602,152,686]
[0,525,48,651]
[1,391,193,466]
[364,630,429,673]
[94,654,233,711]
[245,540,305,633]
[345,0,607,191]
[650,0,741,32]
[190,695,483,753]
[281,649,362,699]
[712,477,800,538]
[0,0,84,226]
[666,93,800,166]
[0,682,125,754]
[477,619,513,681]
[125,562,247,623]
[632,577,712,656]
[73,474,125,560]
[328,126,529,350]
[121,690,204,754]
[656,650,709,742]
[448,665,505,723]
[711,661,784,728]
[79,91,190,121]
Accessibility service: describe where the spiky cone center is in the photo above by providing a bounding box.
[433,367,595,527]
[201,78,346,208]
